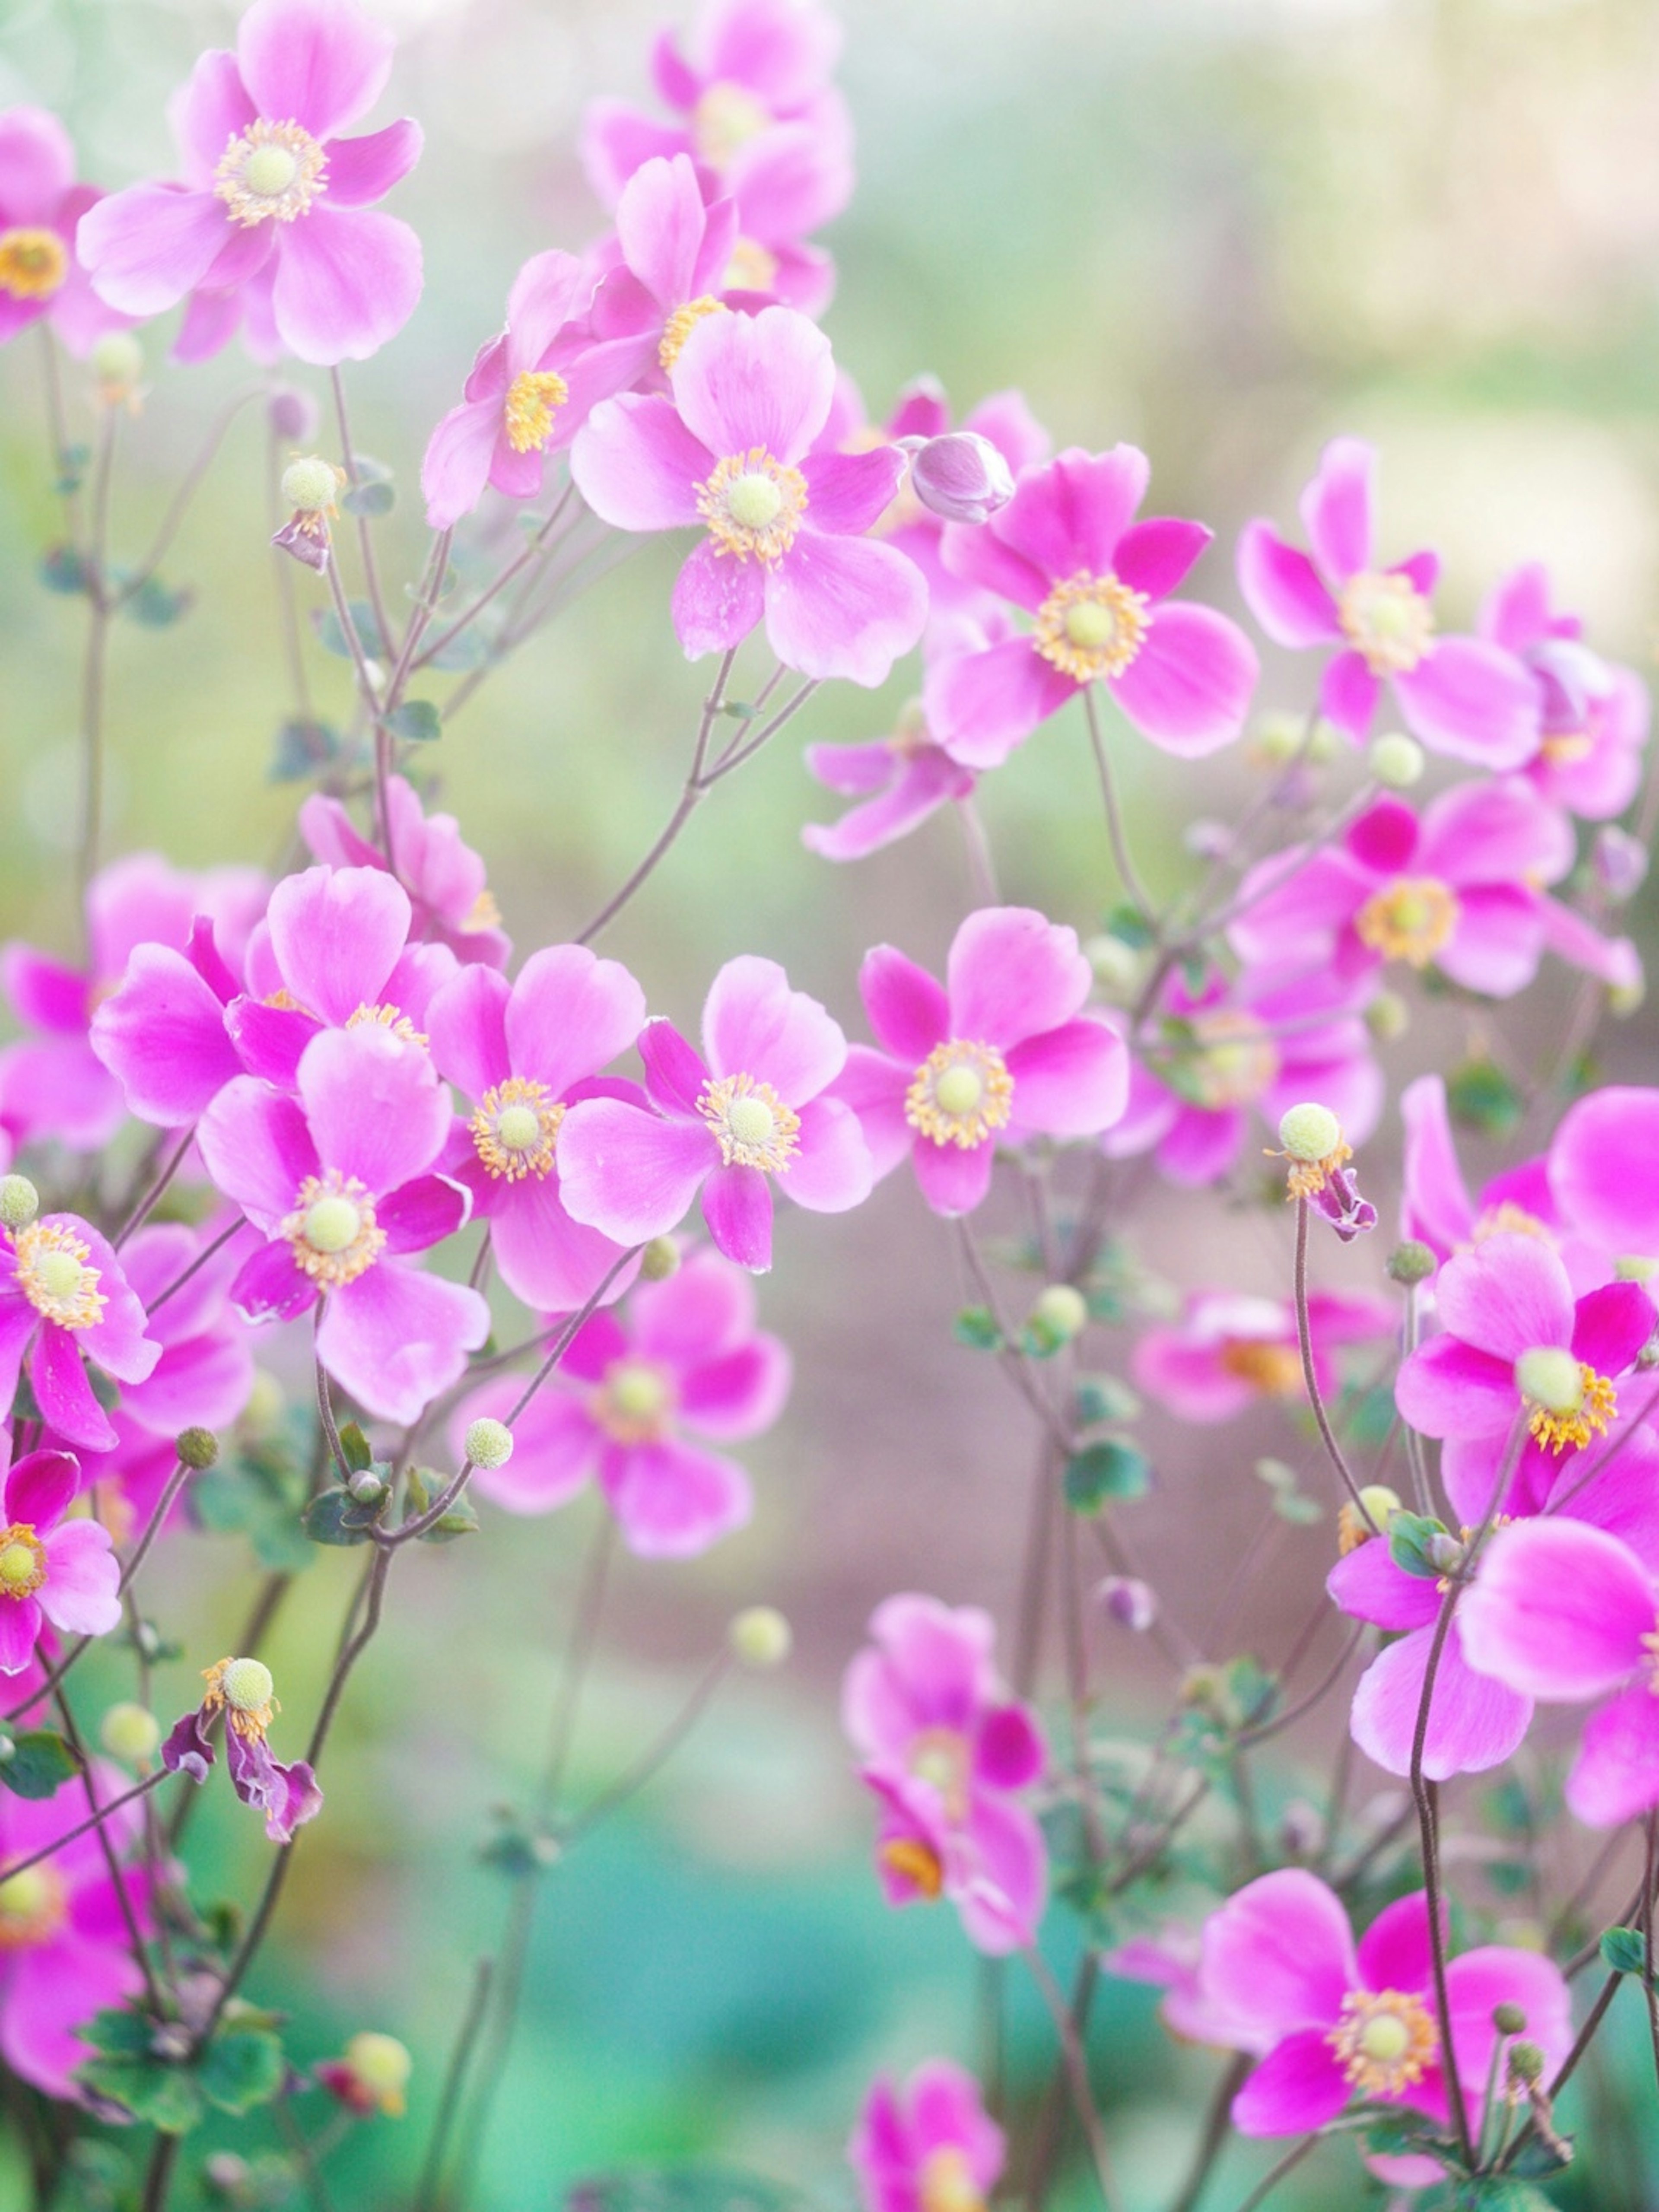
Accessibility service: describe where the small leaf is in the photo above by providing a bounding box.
[1063,1440,1150,1512]
[199,2025,285,2114]
[336,1421,373,1475]
[1272,1491,1323,1525]
[424,623,492,671]
[77,2052,207,2135]
[0,1729,82,1799]
[952,1306,1002,1351]
[1600,1925,1647,1976]
[1101,904,1153,950]
[385,699,442,743]
[1388,1511,1451,1581]
[122,575,194,628]
[1447,1058,1525,1140]
[56,443,89,495]
[312,597,389,661]
[341,478,395,518]
[39,544,90,594]
[1073,1376,1141,1427]
[78,2007,155,2059]
[301,1486,385,1545]
[269,717,340,781]
[352,452,394,484]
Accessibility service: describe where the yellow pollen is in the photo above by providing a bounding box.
[692,80,773,168]
[593,1357,675,1445]
[878,1837,944,1899]
[346,1002,427,1048]
[1540,730,1594,768]
[905,1040,1014,1150]
[281,1170,385,1289]
[215,118,328,227]
[909,1727,973,1823]
[1354,877,1460,969]
[1338,1484,1405,1554]
[0,1863,67,1951]
[659,296,727,372]
[1472,1201,1547,1243]
[462,888,504,935]
[722,236,779,292]
[202,1656,279,1742]
[1268,1136,1353,1203]
[503,369,569,455]
[696,447,808,563]
[1328,1988,1439,2097]
[14,1221,107,1331]
[0,227,68,300]
[698,1072,801,1173]
[263,986,315,1016]
[1033,572,1150,683]
[470,1077,564,1182]
[0,1526,46,1601]
[1338,570,1436,677]
[1524,1365,1616,1455]
[919,2148,985,2212]
[1166,1011,1279,1112]
[1218,1339,1304,1398]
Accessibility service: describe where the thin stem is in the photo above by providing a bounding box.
[700,679,818,782]
[54,1692,163,2015]
[76,408,118,925]
[1227,2135,1317,2212]
[560,1653,729,1847]
[1082,683,1155,927]
[146,1217,243,1313]
[0,1767,167,1890]
[118,384,265,601]
[413,484,578,671]
[269,416,315,723]
[112,1126,197,1249]
[314,1330,351,1478]
[1022,1945,1121,2212]
[276,2096,341,2212]
[411,1957,495,2212]
[140,2132,180,2212]
[1408,1593,1472,2166]
[1168,2053,1252,2212]
[1292,1199,1371,1524]
[956,795,1001,907]
[330,365,392,656]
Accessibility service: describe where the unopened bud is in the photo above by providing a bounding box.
[464,1417,513,1471]
[344,2030,411,2109]
[907,431,1014,526]
[1183,818,1231,860]
[176,1426,218,1471]
[1492,2001,1528,2037]
[101,1701,161,1765]
[268,386,321,443]
[1594,825,1648,903]
[1507,2039,1546,2085]
[1083,933,1145,997]
[1368,731,1425,789]
[149,2023,192,2062]
[203,2152,252,2197]
[348,1468,386,1504]
[0,1176,39,1230]
[1386,1240,1437,1286]
[1610,973,1646,1019]
[280,454,342,512]
[1280,1799,1325,1857]
[1278,1102,1341,1163]
[1424,1531,1466,1576]
[1337,1484,1403,1554]
[90,330,144,405]
[728,1605,792,1669]
[1364,989,1409,1043]
[1097,1576,1156,1632]
[639,1236,680,1282]
[1028,1283,1088,1347]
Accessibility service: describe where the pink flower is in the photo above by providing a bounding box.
[1549,1085,1659,1274]
[1236,437,1538,767]
[162,1656,321,1844]
[0,1217,159,1453]
[196,1024,487,1425]
[925,445,1259,768]
[1198,1872,1570,2137]
[1132,1290,1393,1425]
[0,1451,121,1675]
[1102,1923,1265,2050]
[843,1595,1047,1956]
[1228,785,1637,1001]
[0,108,128,356]
[1103,964,1381,1189]
[1394,1233,1655,1465]
[833,908,1128,1217]
[8,853,267,1150]
[1462,1518,1659,1827]
[571,305,928,685]
[299,775,510,969]
[849,2060,1004,2212]
[559,955,871,1274]
[801,700,975,863]
[450,1244,788,1557]
[77,0,423,366]
[426,945,646,1313]
[0,1760,152,2097]
[1481,563,1649,820]
[1400,1075,1565,1273]
[1329,1421,1659,1780]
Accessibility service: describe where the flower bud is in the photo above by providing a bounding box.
[1424,1531,1466,1576]
[1610,973,1645,1019]
[1183,819,1231,860]
[1386,1240,1437,1286]
[1097,1576,1156,1632]
[1337,1484,1403,1554]
[176,1426,218,1471]
[1506,2039,1546,2085]
[280,454,343,513]
[728,1605,792,1669]
[101,1701,162,1765]
[1364,989,1409,1043]
[268,385,321,443]
[0,1733,16,1764]
[203,2152,252,2199]
[348,1468,386,1504]
[1280,1799,1325,1857]
[1027,1283,1088,1348]
[907,431,1014,526]
[0,1176,39,1230]
[90,330,144,407]
[464,1417,513,1471]
[1083,933,1145,998]
[1278,1102,1342,1163]
[1594,825,1647,903]
[345,2030,411,2109]
[149,2023,192,2061]
[1491,2001,1528,2037]
[639,1236,681,1282]
[1367,731,1425,789]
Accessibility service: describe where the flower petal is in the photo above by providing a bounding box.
[1460,1519,1654,1701]
[237,0,394,140]
[270,204,422,365]
[1107,602,1257,757]
[762,533,927,688]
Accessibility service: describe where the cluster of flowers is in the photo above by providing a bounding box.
[1,0,1656,2201]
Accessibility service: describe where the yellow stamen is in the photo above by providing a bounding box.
[14,1221,107,1332]
[722,236,779,292]
[1338,570,1436,677]
[908,1727,973,1823]
[470,1076,564,1182]
[692,80,772,169]
[280,1170,386,1290]
[1354,877,1460,969]
[1524,1365,1616,1455]
[1327,1987,1439,2096]
[904,1040,1014,1150]
[659,296,726,372]
[698,1072,801,1173]
[592,1357,675,1445]
[0,1863,67,1950]
[1033,571,1150,683]
[0,1526,47,1601]
[1472,1201,1547,1243]
[1166,1011,1279,1112]
[462,888,504,936]
[503,369,569,455]
[696,447,808,563]
[1217,1339,1303,1399]
[919,2148,984,2212]
[1539,731,1594,768]
[1268,1138,1354,1203]
[214,118,328,227]
[0,227,67,300]
[346,1002,427,1048]
[878,1837,944,1899]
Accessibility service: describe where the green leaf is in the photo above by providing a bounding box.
[352,452,394,484]
[1600,1925,1647,1976]
[1063,1440,1150,1512]
[1419,2182,1560,2211]
[341,478,395,518]
[568,2168,817,2212]
[1447,1058,1525,1141]
[385,698,442,743]
[199,2025,285,2114]
[1100,904,1153,950]
[312,598,390,661]
[951,1306,1002,1351]
[39,544,90,594]
[78,2007,156,2058]
[406,1469,479,1544]
[1388,1510,1451,1580]
[301,1486,385,1545]
[1073,1376,1141,1427]
[424,622,492,671]
[121,575,193,628]
[77,2051,207,2134]
[270,716,340,781]
[1271,1490,1323,1525]
[336,1421,373,1475]
[0,1729,82,1799]
[56,443,90,496]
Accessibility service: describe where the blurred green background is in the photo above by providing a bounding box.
[4,0,1659,2205]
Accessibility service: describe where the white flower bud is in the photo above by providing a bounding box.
[464,1417,513,1471]
[907,431,1015,526]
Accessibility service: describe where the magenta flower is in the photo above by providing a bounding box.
[833,908,1127,1217]
[559,956,871,1274]
[0,1216,159,1453]
[1102,1923,1265,2050]
[1395,1233,1655,1470]
[1329,1422,1659,1779]
[0,1760,152,2097]
[849,2060,1004,2212]
[195,1025,487,1425]
[1462,1518,1659,1827]
[1400,1074,1566,1273]
[1549,1085,1659,1274]
[843,1595,1047,1956]
[1103,964,1381,1189]
[77,0,423,365]
[0,1450,120,1675]
[300,775,510,969]
[1236,437,1538,767]
[801,699,975,863]
[162,1655,321,1844]
[1228,785,1637,1001]
[451,1244,788,1557]
[426,945,647,1313]
[924,446,1259,768]
[571,306,928,685]
[0,108,127,356]
[1132,1290,1393,1425]
[6,852,267,1151]
[1198,1872,1570,2137]
[1481,563,1649,820]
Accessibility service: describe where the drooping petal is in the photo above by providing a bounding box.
[1567,1681,1659,1827]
